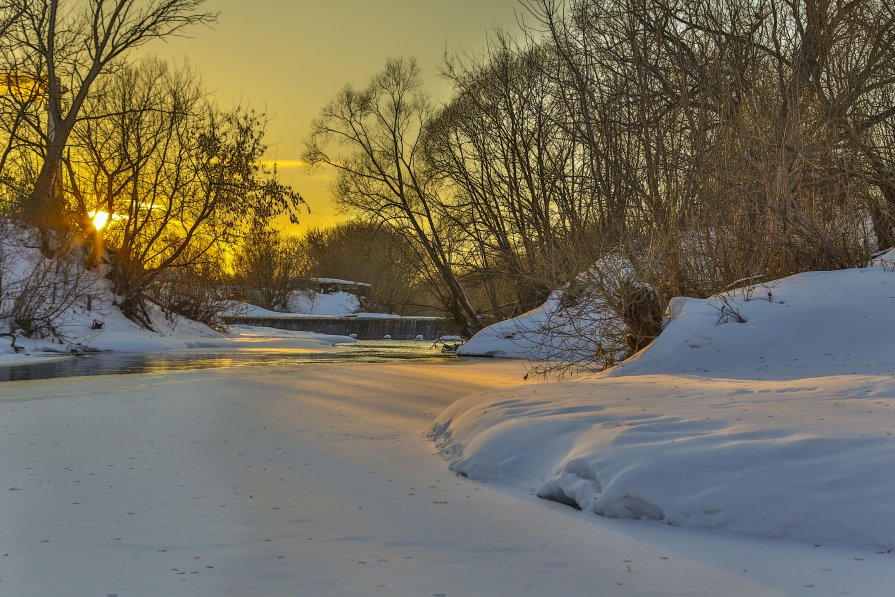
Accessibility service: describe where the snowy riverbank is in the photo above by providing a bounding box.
[1,221,357,367]
[2,310,356,368]
[433,264,895,552]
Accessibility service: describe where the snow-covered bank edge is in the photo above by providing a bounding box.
[4,323,358,368]
[1,221,358,368]
[431,264,895,551]
[0,352,75,368]
[457,291,609,362]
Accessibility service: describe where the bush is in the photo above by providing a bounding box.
[0,222,99,350]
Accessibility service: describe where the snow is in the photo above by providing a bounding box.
[612,268,895,380]
[458,255,637,361]
[228,291,402,319]
[2,361,894,595]
[309,277,372,287]
[9,298,356,360]
[288,290,361,316]
[226,292,408,321]
[3,297,357,367]
[5,215,895,593]
[227,299,405,321]
[0,225,357,364]
[433,265,895,552]
[458,291,606,360]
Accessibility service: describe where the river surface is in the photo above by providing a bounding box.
[0,340,454,383]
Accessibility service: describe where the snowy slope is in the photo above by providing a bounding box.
[228,295,401,321]
[432,264,895,550]
[613,268,895,380]
[458,291,609,361]
[0,223,355,365]
[3,304,355,365]
[2,283,355,358]
[223,292,362,319]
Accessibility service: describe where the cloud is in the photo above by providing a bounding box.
[258,159,311,169]
[259,159,337,181]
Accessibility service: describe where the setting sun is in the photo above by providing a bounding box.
[90,210,110,230]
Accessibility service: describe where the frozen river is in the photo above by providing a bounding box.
[1,360,891,595]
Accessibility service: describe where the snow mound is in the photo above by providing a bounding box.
[615,268,895,380]
[227,295,399,320]
[458,291,607,360]
[288,290,360,316]
[432,265,895,549]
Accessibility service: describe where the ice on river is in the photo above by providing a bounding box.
[1,359,893,595]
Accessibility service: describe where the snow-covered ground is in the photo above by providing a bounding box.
[1,221,356,365]
[6,302,355,365]
[457,257,635,361]
[458,292,568,359]
[5,218,895,594]
[457,288,618,364]
[3,360,893,596]
[228,290,402,320]
[288,290,361,316]
[433,264,895,555]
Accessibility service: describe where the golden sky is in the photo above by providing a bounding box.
[146,0,522,234]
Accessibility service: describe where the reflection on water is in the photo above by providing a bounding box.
[0,340,453,383]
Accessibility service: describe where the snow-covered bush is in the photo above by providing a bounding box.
[0,221,100,350]
[461,252,661,373]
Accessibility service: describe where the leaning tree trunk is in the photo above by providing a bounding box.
[24,144,65,220]
[23,67,71,253]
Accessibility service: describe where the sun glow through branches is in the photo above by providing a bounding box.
[90,211,110,231]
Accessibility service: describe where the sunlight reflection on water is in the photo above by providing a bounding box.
[0,340,454,383]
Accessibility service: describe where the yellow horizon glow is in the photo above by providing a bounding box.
[142,0,521,235]
[0,72,45,101]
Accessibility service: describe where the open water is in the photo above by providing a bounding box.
[0,340,455,383]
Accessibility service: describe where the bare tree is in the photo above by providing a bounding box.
[425,33,594,318]
[67,59,305,325]
[232,226,307,312]
[304,58,482,335]
[3,0,215,238]
[300,221,433,314]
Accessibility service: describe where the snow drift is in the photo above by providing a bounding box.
[457,286,623,365]
[457,291,606,360]
[287,290,360,316]
[433,264,895,549]
[458,255,651,365]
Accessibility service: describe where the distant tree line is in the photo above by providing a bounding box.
[230,221,436,316]
[305,0,895,361]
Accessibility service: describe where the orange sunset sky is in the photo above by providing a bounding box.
[146,0,522,233]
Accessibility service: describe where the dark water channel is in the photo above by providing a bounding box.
[0,340,455,383]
